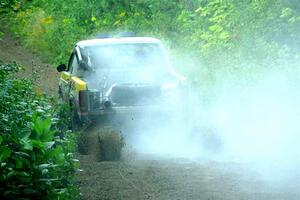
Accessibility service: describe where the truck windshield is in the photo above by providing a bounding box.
[83,43,169,74]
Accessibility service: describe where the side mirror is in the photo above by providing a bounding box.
[56,64,67,72]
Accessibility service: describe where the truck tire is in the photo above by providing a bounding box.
[70,102,82,132]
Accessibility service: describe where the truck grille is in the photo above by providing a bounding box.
[110,84,161,106]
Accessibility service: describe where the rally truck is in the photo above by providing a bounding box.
[57,36,186,129]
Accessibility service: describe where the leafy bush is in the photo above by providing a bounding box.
[0,0,23,14]
[0,60,79,199]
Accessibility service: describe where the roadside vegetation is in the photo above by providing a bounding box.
[0,60,79,199]
[1,0,300,84]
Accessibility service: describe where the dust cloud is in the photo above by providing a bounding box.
[81,38,299,184]
[128,53,300,183]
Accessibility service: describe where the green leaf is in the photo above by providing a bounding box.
[7,171,16,179]
[0,135,3,144]
[20,171,30,177]
[42,168,49,175]
[15,159,23,169]
[22,138,33,150]
[39,163,51,169]
[22,131,31,140]
[15,152,30,157]
[280,8,293,18]
[91,16,97,22]
[32,117,54,141]
[0,146,12,162]
[32,139,45,149]
[0,31,4,41]
[44,141,55,149]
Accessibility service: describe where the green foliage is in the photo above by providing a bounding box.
[0,31,4,40]
[0,0,22,13]
[3,0,300,83]
[0,60,79,199]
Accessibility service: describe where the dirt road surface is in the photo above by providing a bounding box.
[76,151,299,200]
[0,22,58,96]
[1,22,299,200]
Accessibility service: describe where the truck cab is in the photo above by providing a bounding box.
[57,36,185,129]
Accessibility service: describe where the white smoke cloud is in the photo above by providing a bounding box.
[129,58,300,182]
[81,37,299,183]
